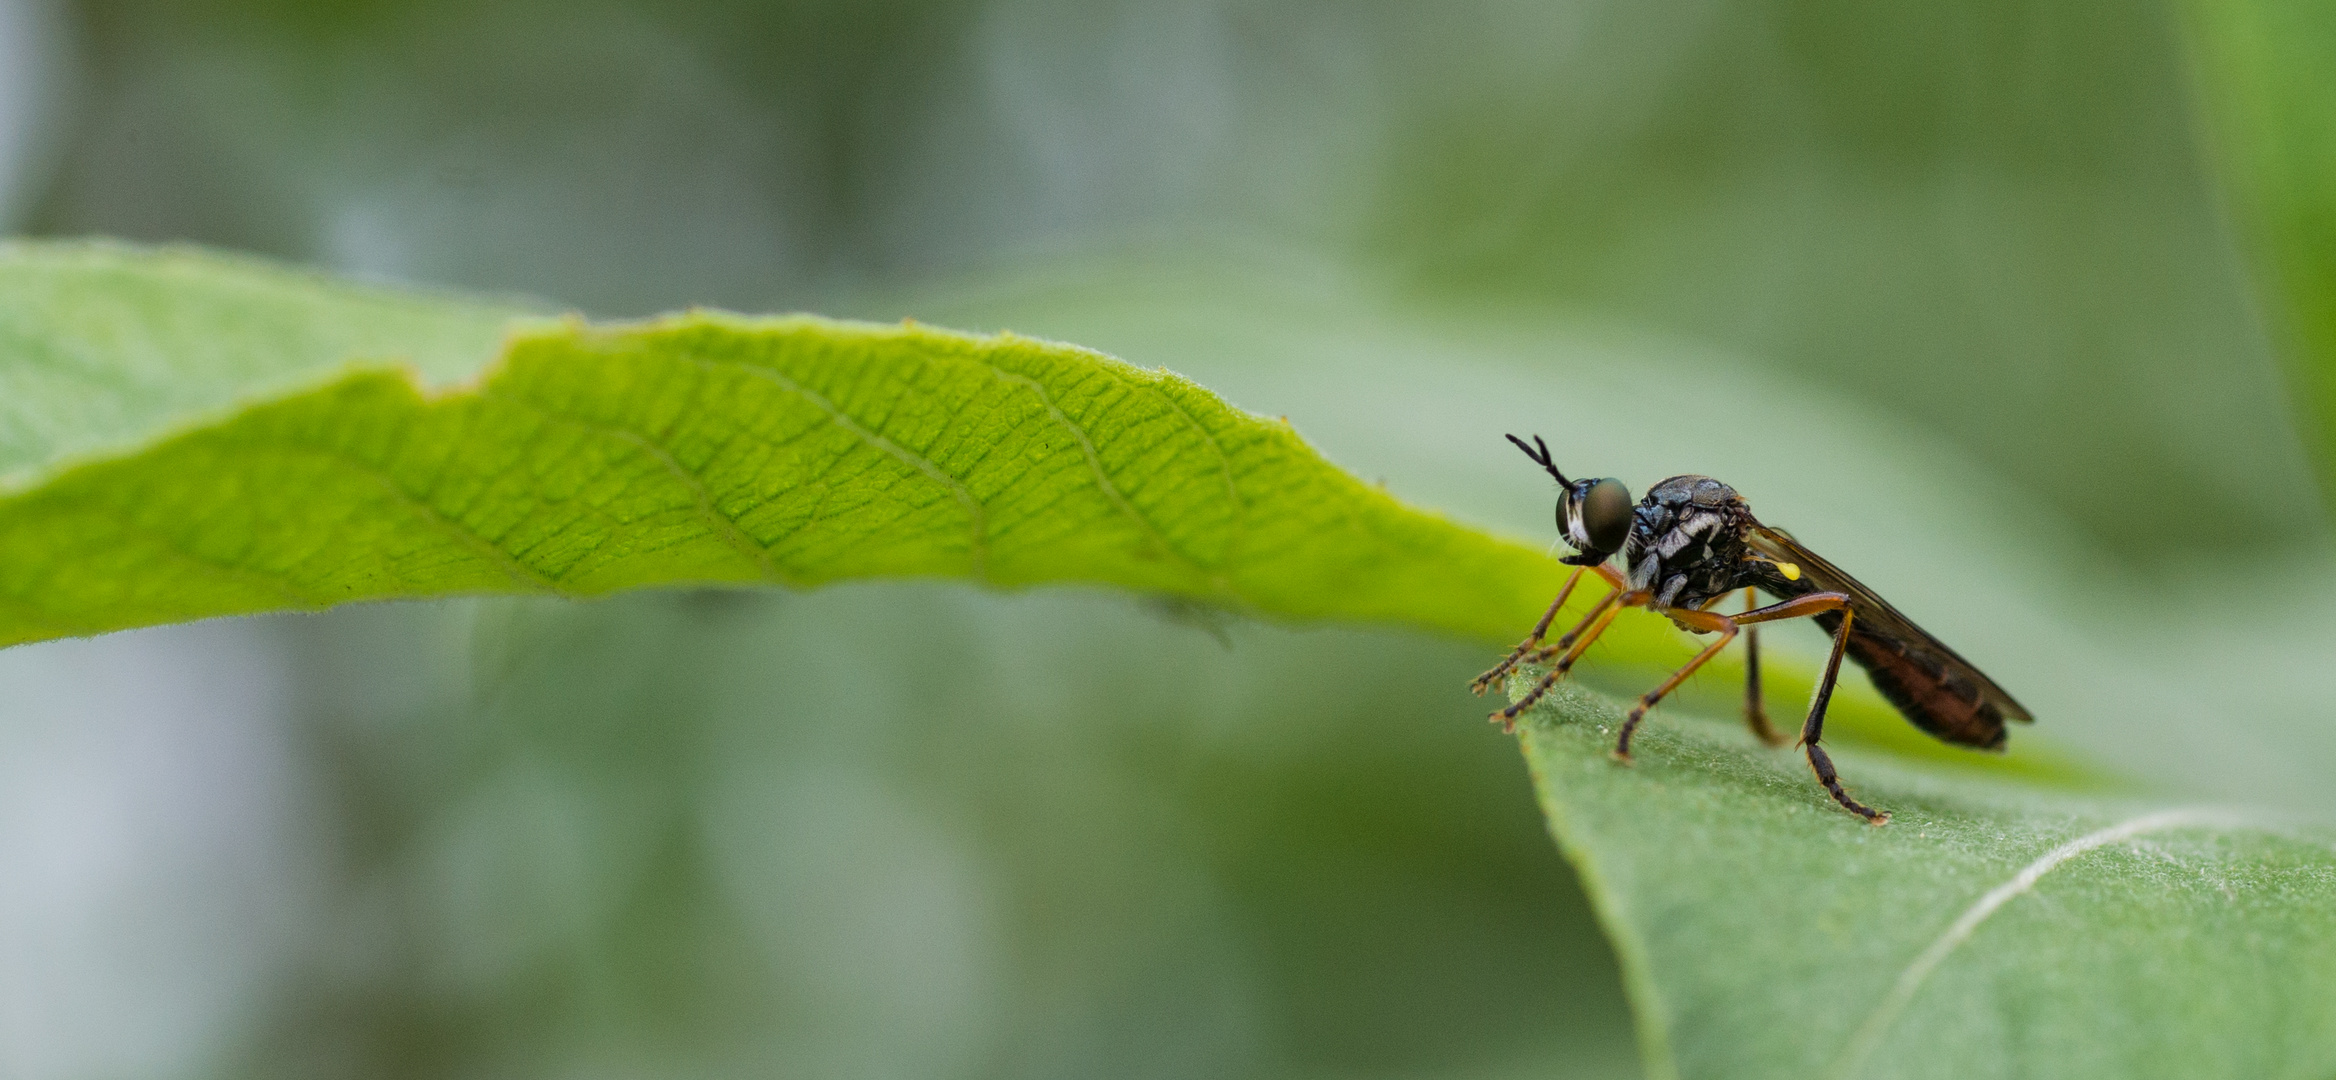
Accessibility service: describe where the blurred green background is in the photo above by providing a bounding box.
[0,1,2328,1077]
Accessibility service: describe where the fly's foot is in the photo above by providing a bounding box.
[1473,646,1558,696]
[1490,670,1566,732]
[1473,635,1551,696]
[1807,742,1889,822]
[1842,793,1891,824]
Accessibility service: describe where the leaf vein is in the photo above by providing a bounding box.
[255,434,570,595]
[687,355,989,581]
[478,388,795,587]
[96,513,322,609]
[1145,382,1243,589]
[981,366,1213,588]
[1825,806,2277,1078]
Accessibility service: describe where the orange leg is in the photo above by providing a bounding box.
[1523,588,1619,665]
[1741,588,1783,746]
[1490,588,1646,731]
[1474,565,1623,695]
[1614,591,1848,759]
[1631,590,1882,821]
[1472,566,1588,696]
[1493,573,1887,822]
[1614,608,1735,761]
[1518,564,1630,668]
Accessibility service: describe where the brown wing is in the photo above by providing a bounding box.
[1744,524,2032,750]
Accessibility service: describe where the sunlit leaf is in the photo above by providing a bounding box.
[0,241,2106,793]
[0,242,1580,650]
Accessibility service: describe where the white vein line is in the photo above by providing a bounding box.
[1826,806,2260,1079]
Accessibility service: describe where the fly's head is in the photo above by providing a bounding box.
[1504,434,1631,566]
[1622,475,1754,611]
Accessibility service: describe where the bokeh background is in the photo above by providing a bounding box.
[0,1,2329,1077]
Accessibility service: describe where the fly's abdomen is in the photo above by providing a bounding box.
[1817,611,2010,749]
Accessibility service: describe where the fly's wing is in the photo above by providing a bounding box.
[1745,524,2033,749]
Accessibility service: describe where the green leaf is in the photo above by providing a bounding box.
[2180,0,2336,484]
[0,241,1578,648]
[1513,681,2336,1080]
[0,241,2099,781]
[0,241,524,482]
[13,240,2188,1077]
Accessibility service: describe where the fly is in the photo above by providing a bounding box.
[1472,434,2032,823]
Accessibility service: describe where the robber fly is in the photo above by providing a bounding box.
[1471,434,2031,823]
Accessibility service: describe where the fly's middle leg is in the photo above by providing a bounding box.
[1614,592,1885,822]
[1613,590,1838,758]
[1614,606,1737,760]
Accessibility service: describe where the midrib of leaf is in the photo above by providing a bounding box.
[677,348,990,581]
[1822,805,2270,1079]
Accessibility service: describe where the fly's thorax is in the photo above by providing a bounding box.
[1621,475,1754,610]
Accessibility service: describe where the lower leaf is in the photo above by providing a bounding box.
[1514,680,2336,1080]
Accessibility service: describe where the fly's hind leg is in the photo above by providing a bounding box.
[1800,607,1888,824]
[1741,588,1785,746]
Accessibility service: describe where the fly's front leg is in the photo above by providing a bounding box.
[1741,587,1784,746]
[1516,563,1629,665]
[1491,588,1644,732]
[1800,607,1888,824]
[1473,566,1588,695]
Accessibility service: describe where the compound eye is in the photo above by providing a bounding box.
[1581,478,1633,554]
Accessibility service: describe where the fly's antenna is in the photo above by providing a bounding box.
[1504,433,1570,486]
